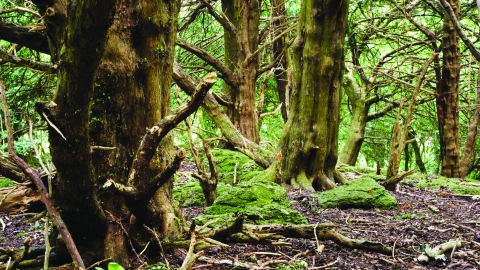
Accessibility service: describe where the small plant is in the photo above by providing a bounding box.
[145,262,170,270]
[95,262,125,270]
[394,212,413,220]
[17,231,25,237]
[275,260,308,270]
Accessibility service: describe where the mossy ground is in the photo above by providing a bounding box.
[403,175,480,195]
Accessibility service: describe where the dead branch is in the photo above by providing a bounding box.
[0,47,56,73]
[0,81,85,269]
[126,72,215,190]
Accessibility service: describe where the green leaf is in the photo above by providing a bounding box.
[108,262,125,270]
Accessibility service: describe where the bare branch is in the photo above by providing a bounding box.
[176,39,237,87]
[201,0,236,36]
[127,72,216,188]
[0,46,56,73]
[0,21,50,54]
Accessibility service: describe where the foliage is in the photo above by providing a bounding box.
[95,262,125,270]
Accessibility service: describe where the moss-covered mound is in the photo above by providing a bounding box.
[210,149,264,185]
[313,177,397,210]
[195,180,307,225]
[174,181,232,207]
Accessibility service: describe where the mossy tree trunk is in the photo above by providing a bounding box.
[437,0,461,177]
[338,67,369,166]
[31,0,181,266]
[276,0,349,190]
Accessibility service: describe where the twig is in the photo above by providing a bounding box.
[41,112,66,140]
[85,257,113,270]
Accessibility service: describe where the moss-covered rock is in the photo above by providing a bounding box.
[174,181,231,207]
[196,180,307,225]
[313,177,397,210]
[210,149,264,185]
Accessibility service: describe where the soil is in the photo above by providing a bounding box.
[1,166,479,269]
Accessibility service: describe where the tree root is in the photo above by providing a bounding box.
[161,217,392,255]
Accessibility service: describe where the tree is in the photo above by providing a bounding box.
[274,0,349,190]
[0,0,216,266]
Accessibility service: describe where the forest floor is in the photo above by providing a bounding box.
[1,166,479,269]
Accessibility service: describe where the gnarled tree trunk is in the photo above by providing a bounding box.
[276,0,349,190]
[31,0,182,266]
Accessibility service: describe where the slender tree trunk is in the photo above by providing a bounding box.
[409,132,427,174]
[271,0,289,122]
[276,0,349,190]
[460,72,480,177]
[221,0,260,143]
[438,0,461,177]
[339,68,368,165]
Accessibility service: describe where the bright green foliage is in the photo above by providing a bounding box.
[95,262,125,270]
[313,177,398,210]
[196,180,307,225]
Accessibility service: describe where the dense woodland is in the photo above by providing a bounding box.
[0,0,479,269]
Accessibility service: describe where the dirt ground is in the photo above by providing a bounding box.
[1,172,479,269]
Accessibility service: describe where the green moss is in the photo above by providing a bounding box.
[0,178,14,188]
[199,180,307,225]
[174,181,230,207]
[413,176,480,195]
[209,149,264,184]
[313,177,397,210]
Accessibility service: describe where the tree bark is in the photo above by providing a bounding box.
[276,0,349,190]
[221,0,260,143]
[271,0,289,122]
[438,0,461,177]
[28,0,182,266]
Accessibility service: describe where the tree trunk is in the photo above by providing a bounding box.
[338,68,368,166]
[459,72,480,178]
[409,131,427,174]
[221,0,260,143]
[271,0,289,122]
[276,0,349,190]
[438,0,461,177]
[33,0,181,266]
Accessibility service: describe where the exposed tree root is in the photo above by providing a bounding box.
[159,217,392,256]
